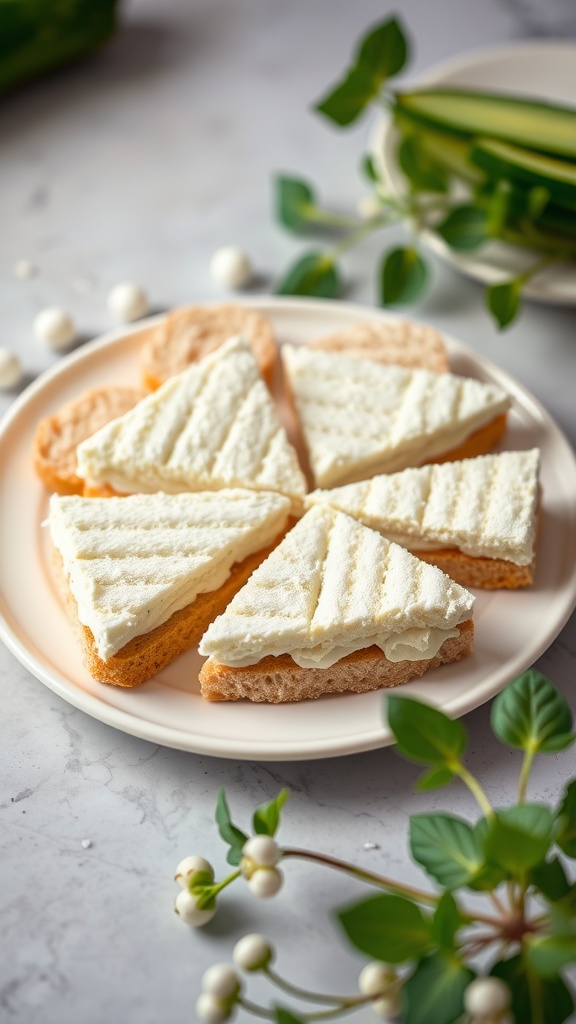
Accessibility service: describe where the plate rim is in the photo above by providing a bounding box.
[2,295,576,760]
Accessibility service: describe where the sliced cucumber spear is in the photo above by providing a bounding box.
[471,138,576,212]
[394,89,576,160]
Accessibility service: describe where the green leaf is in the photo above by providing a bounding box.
[397,135,448,193]
[529,858,570,902]
[361,153,379,184]
[486,179,514,235]
[274,1008,306,1024]
[275,251,341,298]
[356,16,408,86]
[528,185,551,219]
[556,779,576,857]
[431,893,464,951]
[402,953,474,1024]
[436,204,488,250]
[215,788,248,866]
[410,813,486,889]
[315,64,376,127]
[491,670,573,754]
[492,955,574,1024]
[337,894,431,963]
[484,804,554,872]
[275,175,317,232]
[486,280,521,330]
[380,247,428,305]
[526,934,576,979]
[252,788,289,837]
[414,766,457,792]
[386,695,467,769]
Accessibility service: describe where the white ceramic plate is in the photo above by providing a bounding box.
[372,42,576,303]
[1,297,576,761]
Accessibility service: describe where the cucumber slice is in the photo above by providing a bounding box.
[394,90,576,160]
[471,139,576,212]
[393,113,482,183]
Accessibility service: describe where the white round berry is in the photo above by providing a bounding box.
[242,835,280,868]
[174,888,215,927]
[202,964,241,1000]
[464,977,511,1016]
[0,349,23,389]
[107,282,149,323]
[233,934,274,971]
[357,195,382,220]
[196,993,231,1024]
[33,308,76,350]
[247,867,283,899]
[210,247,252,289]
[358,962,395,997]
[175,855,214,887]
[372,992,400,1019]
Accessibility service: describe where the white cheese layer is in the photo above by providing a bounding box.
[199,505,474,669]
[76,335,306,507]
[49,489,290,661]
[306,450,540,566]
[282,345,510,488]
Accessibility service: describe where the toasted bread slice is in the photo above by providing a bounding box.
[199,505,474,702]
[33,386,145,495]
[309,319,449,373]
[141,304,277,389]
[306,450,540,589]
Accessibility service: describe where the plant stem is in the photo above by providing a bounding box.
[453,764,494,818]
[328,213,399,261]
[264,966,345,1006]
[281,847,438,905]
[303,204,364,231]
[488,891,507,916]
[517,747,536,804]
[209,869,241,897]
[517,253,559,286]
[237,997,274,1019]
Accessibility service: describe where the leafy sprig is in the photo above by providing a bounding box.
[176,670,576,1024]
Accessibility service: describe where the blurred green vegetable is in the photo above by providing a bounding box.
[0,0,120,95]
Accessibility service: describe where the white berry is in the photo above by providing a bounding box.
[202,964,241,1000]
[242,835,280,869]
[0,349,23,389]
[210,247,252,289]
[175,855,214,887]
[107,282,149,322]
[196,993,232,1024]
[464,977,511,1016]
[357,195,382,220]
[33,307,76,350]
[247,867,283,899]
[233,934,274,971]
[174,888,215,927]
[358,962,395,997]
[372,992,400,1019]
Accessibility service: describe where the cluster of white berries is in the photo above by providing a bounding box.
[174,855,217,927]
[240,834,283,897]
[195,934,274,1024]
[464,976,512,1023]
[358,962,399,1019]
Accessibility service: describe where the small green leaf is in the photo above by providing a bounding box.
[491,955,574,1024]
[386,695,467,769]
[380,247,428,305]
[484,804,554,872]
[274,1007,306,1024]
[337,894,431,963]
[431,893,464,951]
[491,670,573,754]
[397,135,448,193]
[356,16,408,85]
[252,788,289,837]
[315,64,376,127]
[556,779,576,857]
[467,818,507,891]
[361,153,379,183]
[486,280,521,330]
[529,858,570,902]
[528,185,551,219]
[486,179,513,235]
[275,251,341,298]
[526,934,576,979]
[402,953,474,1024]
[414,766,457,792]
[275,175,317,232]
[215,788,248,866]
[410,813,485,889]
[437,204,488,250]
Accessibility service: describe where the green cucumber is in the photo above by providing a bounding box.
[394,112,482,184]
[471,138,576,212]
[0,0,119,95]
[394,89,576,160]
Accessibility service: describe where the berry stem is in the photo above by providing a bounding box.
[281,847,438,905]
[264,965,348,1006]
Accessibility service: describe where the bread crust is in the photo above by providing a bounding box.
[309,320,450,373]
[141,304,277,390]
[199,619,474,703]
[410,548,534,589]
[33,386,145,495]
[427,414,507,465]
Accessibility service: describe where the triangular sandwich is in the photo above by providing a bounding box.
[76,336,306,508]
[306,450,540,589]
[199,505,474,703]
[282,345,510,488]
[49,489,291,687]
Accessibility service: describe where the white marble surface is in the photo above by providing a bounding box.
[1,1,576,1021]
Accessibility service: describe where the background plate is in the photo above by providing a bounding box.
[372,42,576,303]
[1,297,576,760]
